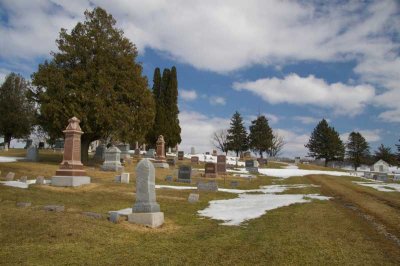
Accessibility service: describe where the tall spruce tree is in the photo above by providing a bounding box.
[227,111,248,157]
[0,73,35,148]
[305,119,345,166]
[346,131,370,170]
[396,139,400,164]
[31,7,155,162]
[374,144,397,165]
[248,115,273,158]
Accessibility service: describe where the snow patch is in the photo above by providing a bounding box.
[0,179,50,189]
[0,156,25,163]
[353,181,400,192]
[258,168,349,179]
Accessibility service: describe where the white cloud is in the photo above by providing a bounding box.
[293,116,328,125]
[233,74,375,116]
[179,111,230,153]
[209,96,226,106]
[180,89,198,101]
[340,129,382,143]
[274,128,309,158]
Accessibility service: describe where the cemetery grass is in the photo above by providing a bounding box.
[0,152,399,265]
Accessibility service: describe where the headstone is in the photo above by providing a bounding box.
[24,139,33,149]
[188,193,199,203]
[135,141,139,150]
[217,155,226,174]
[94,144,106,161]
[166,157,176,166]
[168,147,172,153]
[35,176,45,185]
[26,146,39,162]
[212,150,217,156]
[19,176,28,183]
[165,175,173,182]
[375,174,388,182]
[145,149,155,158]
[257,158,267,166]
[51,117,91,187]
[109,212,122,223]
[114,175,121,183]
[177,165,192,183]
[204,162,217,178]
[134,148,141,156]
[17,202,31,208]
[101,146,123,171]
[5,172,15,181]
[243,151,251,158]
[190,147,195,155]
[191,156,199,164]
[54,139,64,149]
[121,172,130,184]
[43,205,65,212]
[364,172,373,179]
[153,135,169,168]
[294,157,301,164]
[197,181,218,192]
[178,151,184,160]
[245,160,259,173]
[128,159,164,228]
[82,212,103,219]
[117,143,130,159]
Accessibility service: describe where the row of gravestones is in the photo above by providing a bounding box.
[1,171,46,185]
[364,172,400,182]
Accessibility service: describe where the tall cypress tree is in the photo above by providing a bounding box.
[305,119,345,166]
[164,66,181,148]
[145,68,163,147]
[248,115,273,158]
[346,131,370,170]
[227,111,248,157]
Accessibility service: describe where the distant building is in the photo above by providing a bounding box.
[371,159,389,173]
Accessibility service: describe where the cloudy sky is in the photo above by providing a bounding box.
[0,0,399,156]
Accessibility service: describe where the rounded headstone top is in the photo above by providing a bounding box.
[107,145,121,153]
[136,158,155,175]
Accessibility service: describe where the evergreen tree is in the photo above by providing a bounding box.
[0,73,35,148]
[374,144,397,165]
[31,7,155,162]
[396,139,400,164]
[227,111,248,157]
[346,131,370,170]
[305,119,345,166]
[248,115,273,158]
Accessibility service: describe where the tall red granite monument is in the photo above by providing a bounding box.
[153,135,169,168]
[52,117,91,187]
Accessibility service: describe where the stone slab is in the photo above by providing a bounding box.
[128,212,164,228]
[44,205,65,212]
[121,173,130,184]
[153,162,169,168]
[82,212,103,219]
[16,202,31,207]
[35,176,45,185]
[188,193,199,203]
[51,176,91,187]
[197,181,218,192]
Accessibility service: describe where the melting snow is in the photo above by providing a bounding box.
[353,181,400,192]
[0,156,24,163]
[258,168,349,179]
[0,179,50,189]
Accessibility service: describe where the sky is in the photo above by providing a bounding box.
[0,0,399,157]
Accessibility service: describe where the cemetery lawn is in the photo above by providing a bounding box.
[1,150,400,265]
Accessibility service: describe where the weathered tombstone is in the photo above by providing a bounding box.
[168,147,172,153]
[114,175,121,183]
[191,156,199,164]
[178,151,184,160]
[19,176,28,183]
[177,165,192,183]
[94,144,106,161]
[128,159,164,228]
[197,181,218,192]
[204,163,217,178]
[145,149,155,158]
[117,143,130,159]
[36,176,45,185]
[153,135,169,168]
[5,172,15,181]
[212,150,217,156]
[51,117,91,187]
[101,146,123,171]
[245,160,259,173]
[257,158,267,166]
[188,193,199,203]
[166,157,176,166]
[190,147,196,155]
[121,173,130,184]
[26,146,39,162]
[165,175,173,182]
[217,155,226,174]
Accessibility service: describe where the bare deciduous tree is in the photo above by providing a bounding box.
[211,129,229,155]
[268,131,285,157]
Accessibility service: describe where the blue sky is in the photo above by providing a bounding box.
[0,0,399,157]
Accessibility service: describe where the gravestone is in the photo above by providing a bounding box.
[191,147,196,155]
[364,172,373,179]
[117,143,130,159]
[114,175,121,183]
[121,173,130,184]
[36,176,45,185]
[153,135,169,168]
[19,176,28,183]
[165,175,173,182]
[94,144,106,161]
[294,157,301,164]
[178,151,184,160]
[375,174,388,182]
[145,149,155,158]
[204,163,217,178]
[257,158,267,166]
[212,150,217,156]
[166,157,176,166]
[54,139,64,149]
[177,165,192,183]
[217,155,226,174]
[191,156,199,164]
[128,159,164,228]
[243,151,251,158]
[101,146,123,171]
[245,160,259,173]
[5,172,15,181]
[188,193,199,203]
[52,117,91,187]
[26,146,39,162]
[197,181,218,192]
[44,205,65,212]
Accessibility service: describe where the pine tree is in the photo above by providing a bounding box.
[31,7,155,162]
[248,115,273,158]
[227,111,248,157]
[164,66,181,148]
[374,144,397,165]
[396,139,400,164]
[146,68,164,148]
[305,119,345,166]
[346,131,370,170]
[0,73,36,148]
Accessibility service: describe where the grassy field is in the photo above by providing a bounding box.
[1,149,399,265]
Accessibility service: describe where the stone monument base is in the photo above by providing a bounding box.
[51,176,91,187]
[128,212,164,228]
[153,162,169,168]
[177,178,191,183]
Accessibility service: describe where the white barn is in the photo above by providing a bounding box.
[371,159,389,173]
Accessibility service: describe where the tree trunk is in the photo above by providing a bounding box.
[4,134,11,149]
[81,138,91,164]
[259,151,263,158]
[324,159,328,167]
